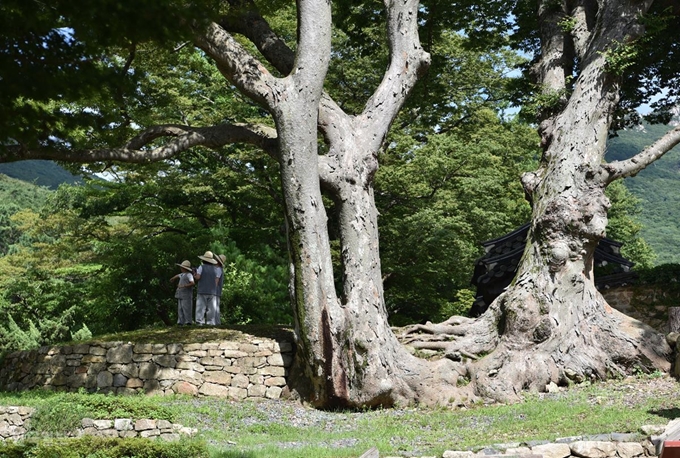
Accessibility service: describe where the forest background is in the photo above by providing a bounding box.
[0,1,678,356]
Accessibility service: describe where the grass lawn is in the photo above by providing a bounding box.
[1,373,678,457]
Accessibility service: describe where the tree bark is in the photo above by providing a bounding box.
[403,0,674,402]
[669,308,680,333]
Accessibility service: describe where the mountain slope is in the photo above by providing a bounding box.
[606,123,680,265]
[0,160,80,190]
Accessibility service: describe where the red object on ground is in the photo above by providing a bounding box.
[661,441,680,458]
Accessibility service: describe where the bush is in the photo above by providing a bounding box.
[0,436,209,458]
[28,392,177,437]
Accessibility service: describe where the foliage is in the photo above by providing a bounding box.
[0,436,209,458]
[33,392,176,435]
[637,263,680,285]
[604,181,656,269]
[377,116,538,324]
[0,174,51,255]
[607,123,680,265]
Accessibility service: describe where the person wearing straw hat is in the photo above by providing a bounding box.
[170,260,195,326]
[214,254,227,326]
[194,251,221,325]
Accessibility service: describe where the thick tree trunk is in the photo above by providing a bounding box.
[401,0,679,400]
[282,0,468,407]
[669,308,680,333]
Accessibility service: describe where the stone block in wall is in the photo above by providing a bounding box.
[203,371,231,385]
[139,362,159,379]
[67,373,95,389]
[239,343,259,353]
[570,441,617,458]
[223,365,242,374]
[143,380,162,394]
[114,419,133,431]
[240,356,266,369]
[223,350,248,358]
[135,419,156,431]
[141,429,160,438]
[616,442,644,458]
[249,374,264,385]
[93,420,113,430]
[126,378,144,389]
[133,353,153,363]
[531,442,570,458]
[153,355,177,368]
[107,345,133,364]
[72,344,90,354]
[259,366,285,377]
[199,382,229,397]
[134,343,167,354]
[253,350,274,357]
[97,371,113,388]
[228,386,248,400]
[231,374,249,388]
[88,363,108,376]
[82,355,106,363]
[265,386,282,399]
[113,374,128,387]
[219,341,240,350]
[265,377,287,387]
[157,419,172,430]
[172,381,198,396]
[267,354,285,367]
[182,343,204,352]
[167,344,182,354]
[51,372,69,386]
[157,368,180,381]
[199,356,230,368]
[120,430,138,438]
[248,385,267,397]
[90,346,107,356]
[176,370,203,385]
[109,364,138,378]
[176,361,205,372]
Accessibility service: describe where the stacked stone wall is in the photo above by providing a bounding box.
[601,285,680,332]
[0,406,34,442]
[0,336,294,400]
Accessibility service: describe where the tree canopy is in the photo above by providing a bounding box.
[1,0,679,407]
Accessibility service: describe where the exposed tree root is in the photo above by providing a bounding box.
[396,287,672,403]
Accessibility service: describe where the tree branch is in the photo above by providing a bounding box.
[219,1,349,145]
[602,124,680,182]
[192,22,283,111]
[358,0,431,151]
[1,123,278,164]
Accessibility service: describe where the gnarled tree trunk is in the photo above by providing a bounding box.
[403,0,680,403]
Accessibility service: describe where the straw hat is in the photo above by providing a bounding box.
[198,250,218,264]
[176,260,192,271]
[215,254,226,266]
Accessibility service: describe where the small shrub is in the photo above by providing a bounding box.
[0,436,209,458]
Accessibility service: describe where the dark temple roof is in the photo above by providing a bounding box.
[469,223,636,317]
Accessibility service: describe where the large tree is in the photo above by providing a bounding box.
[1,0,469,407]
[405,0,680,402]
[3,0,679,408]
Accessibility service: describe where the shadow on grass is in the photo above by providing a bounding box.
[649,407,680,420]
